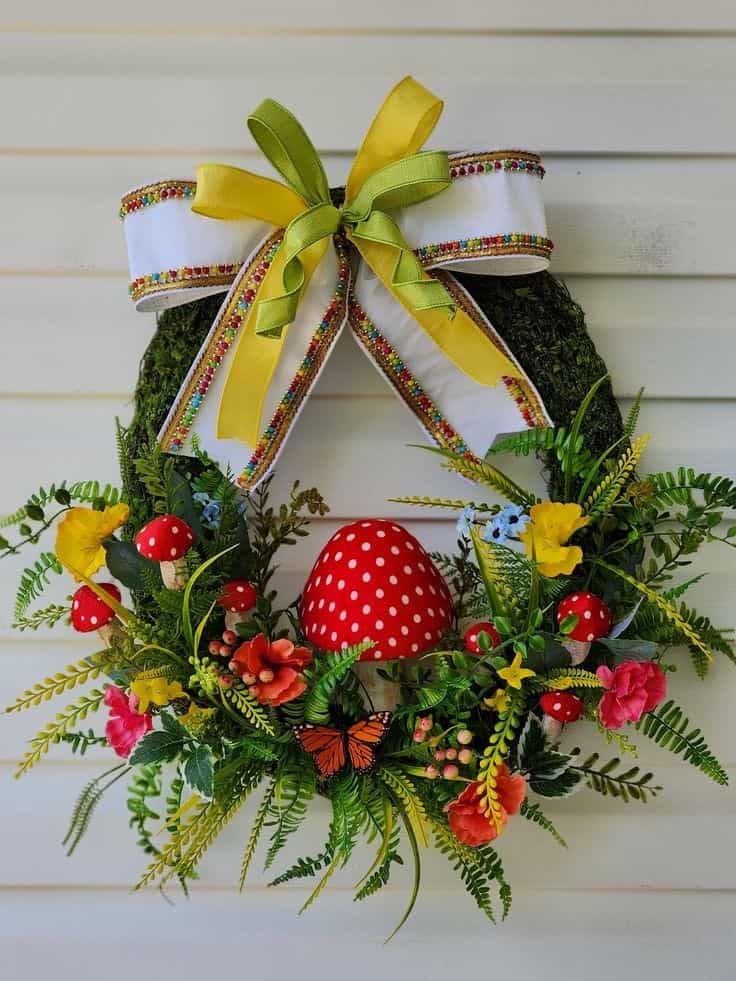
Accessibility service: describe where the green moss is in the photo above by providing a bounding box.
[124,271,623,513]
[456,270,624,497]
[123,295,222,532]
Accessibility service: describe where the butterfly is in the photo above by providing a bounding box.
[293,712,392,779]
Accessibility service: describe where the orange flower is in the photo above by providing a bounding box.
[447,765,527,847]
[230,634,312,706]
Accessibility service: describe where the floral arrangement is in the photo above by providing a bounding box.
[4,379,734,939]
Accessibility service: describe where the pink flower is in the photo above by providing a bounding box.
[104,684,152,757]
[596,660,667,729]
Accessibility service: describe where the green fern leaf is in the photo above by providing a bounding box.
[519,799,567,846]
[14,552,63,619]
[636,700,728,785]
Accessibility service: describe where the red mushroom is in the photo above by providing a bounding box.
[464,621,501,655]
[556,591,612,665]
[134,515,194,590]
[218,579,258,632]
[70,583,121,647]
[300,519,453,707]
[539,690,584,741]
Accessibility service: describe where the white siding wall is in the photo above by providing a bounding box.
[1,5,735,978]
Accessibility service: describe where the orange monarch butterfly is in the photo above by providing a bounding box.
[293,712,392,779]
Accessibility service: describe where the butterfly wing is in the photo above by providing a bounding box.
[346,712,392,774]
[294,724,346,779]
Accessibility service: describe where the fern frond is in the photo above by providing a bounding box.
[388,496,493,512]
[519,800,567,846]
[1,481,123,528]
[63,763,127,855]
[432,819,510,923]
[354,813,402,902]
[264,761,316,870]
[15,688,108,776]
[600,562,714,663]
[623,388,644,439]
[572,753,661,803]
[645,469,736,511]
[379,766,429,848]
[6,653,110,713]
[269,849,334,887]
[223,685,276,735]
[13,603,69,632]
[134,799,211,889]
[531,668,603,691]
[14,552,63,619]
[584,434,650,518]
[438,452,535,507]
[487,426,558,459]
[636,700,729,785]
[302,643,371,725]
[239,778,277,890]
[470,532,530,620]
[476,690,526,828]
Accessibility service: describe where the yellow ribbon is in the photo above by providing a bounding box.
[193,76,521,448]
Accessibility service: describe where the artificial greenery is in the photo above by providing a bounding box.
[3,377,734,939]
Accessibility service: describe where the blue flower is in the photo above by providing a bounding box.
[456,506,476,540]
[193,492,222,530]
[500,504,530,538]
[482,514,510,545]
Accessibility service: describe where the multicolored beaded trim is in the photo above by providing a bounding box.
[440,272,549,430]
[414,234,553,268]
[449,151,545,181]
[119,180,196,220]
[238,239,351,490]
[348,297,472,459]
[129,262,241,303]
[160,235,282,453]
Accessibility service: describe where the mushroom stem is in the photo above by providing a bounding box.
[542,715,563,743]
[97,621,124,649]
[160,558,189,591]
[353,662,401,712]
[225,610,246,633]
[563,639,591,666]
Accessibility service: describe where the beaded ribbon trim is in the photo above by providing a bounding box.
[119,180,196,219]
[440,272,549,430]
[415,233,553,268]
[348,296,472,459]
[448,151,545,181]
[238,239,350,490]
[129,262,241,303]
[160,234,282,454]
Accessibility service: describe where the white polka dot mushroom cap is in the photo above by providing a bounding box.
[300,519,453,661]
[134,514,195,562]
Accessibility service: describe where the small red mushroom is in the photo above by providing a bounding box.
[218,580,258,632]
[70,583,121,647]
[539,690,584,741]
[135,515,194,590]
[463,621,501,655]
[556,591,612,665]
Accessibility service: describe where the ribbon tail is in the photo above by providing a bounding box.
[349,259,550,461]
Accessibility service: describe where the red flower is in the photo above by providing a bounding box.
[230,634,312,706]
[596,660,667,729]
[447,765,526,847]
[104,684,152,758]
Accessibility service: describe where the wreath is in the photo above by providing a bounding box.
[3,78,732,940]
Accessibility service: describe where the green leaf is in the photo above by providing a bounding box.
[182,744,215,799]
[598,637,659,661]
[129,721,186,766]
[103,539,158,591]
[25,504,45,522]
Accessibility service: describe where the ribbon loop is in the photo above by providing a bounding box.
[247,98,330,206]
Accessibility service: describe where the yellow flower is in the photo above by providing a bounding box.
[519,501,589,577]
[483,688,510,713]
[130,678,187,714]
[177,702,216,736]
[497,653,536,689]
[55,503,130,580]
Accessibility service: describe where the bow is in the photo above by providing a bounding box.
[121,77,553,490]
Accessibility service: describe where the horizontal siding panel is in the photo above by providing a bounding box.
[3,276,736,400]
[2,890,733,981]
[5,1,736,32]
[1,761,734,889]
[4,156,736,277]
[2,36,736,152]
